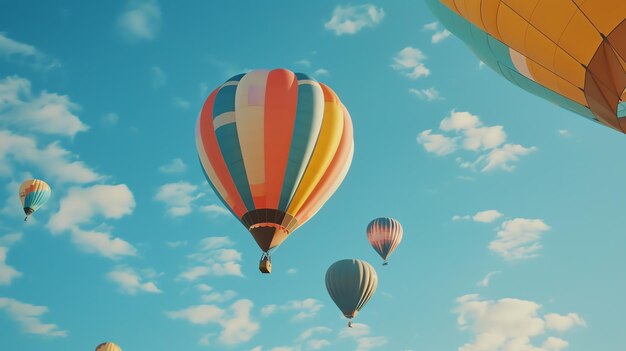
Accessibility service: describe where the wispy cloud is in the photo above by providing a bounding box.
[261,298,323,321]
[325,5,385,36]
[477,271,500,287]
[0,33,60,70]
[159,158,186,174]
[107,265,162,294]
[117,0,161,42]
[172,96,190,109]
[455,294,584,350]
[417,110,536,172]
[167,299,259,345]
[409,87,442,101]
[423,22,451,43]
[392,47,430,80]
[339,323,388,351]
[150,65,167,89]
[155,181,202,217]
[0,247,21,285]
[47,184,137,259]
[473,210,503,223]
[0,297,67,337]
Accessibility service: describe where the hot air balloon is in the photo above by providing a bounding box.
[19,179,51,222]
[95,342,122,351]
[325,259,378,327]
[367,217,403,265]
[196,69,354,274]
[427,0,626,133]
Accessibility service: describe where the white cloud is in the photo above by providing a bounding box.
[454,294,584,351]
[545,313,586,331]
[202,290,237,303]
[286,268,297,275]
[0,33,60,70]
[0,247,21,285]
[178,236,243,280]
[477,271,500,288]
[117,0,161,41]
[107,266,162,295]
[325,5,385,36]
[297,326,332,342]
[432,29,451,43]
[261,298,323,321]
[166,240,187,248]
[167,299,259,345]
[416,130,456,156]
[392,47,430,79]
[308,339,331,349]
[0,130,101,183]
[409,87,442,101]
[47,184,137,259]
[0,232,22,246]
[473,210,503,223]
[155,181,203,217]
[199,204,230,217]
[0,76,88,137]
[151,65,167,88]
[314,68,330,76]
[295,59,311,67]
[0,297,67,337]
[489,218,550,260]
[101,112,119,127]
[452,215,471,221]
[339,323,387,351]
[557,129,571,137]
[418,111,536,172]
[423,22,439,31]
[159,158,186,173]
[172,96,190,109]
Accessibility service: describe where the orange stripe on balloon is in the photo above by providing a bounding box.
[264,69,299,209]
[199,88,248,218]
[296,102,353,222]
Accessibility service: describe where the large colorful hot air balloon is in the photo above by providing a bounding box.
[19,179,51,222]
[367,217,403,265]
[325,259,378,327]
[196,69,354,273]
[95,342,122,351]
[427,0,626,133]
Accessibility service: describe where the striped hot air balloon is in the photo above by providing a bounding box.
[427,0,626,133]
[196,69,354,273]
[18,179,51,222]
[367,217,403,265]
[325,259,378,327]
[95,342,122,351]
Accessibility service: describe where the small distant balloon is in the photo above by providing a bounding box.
[18,179,51,222]
[325,259,378,327]
[367,217,403,265]
[95,342,122,351]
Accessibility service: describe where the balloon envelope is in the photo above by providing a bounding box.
[325,259,378,320]
[196,69,354,253]
[19,179,51,218]
[367,217,403,263]
[95,342,122,351]
[427,0,626,133]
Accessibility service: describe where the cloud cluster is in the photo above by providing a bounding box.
[392,47,430,80]
[325,5,385,36]
[455,294,585,351]
[489,218,550,260]
[167,299,259,345]
[48,184,137,259]
[159,158,186,174]
[261,298,324,321]
[423,22,451,43]
[179,236,244,280]
[0,297,67,337]
[417,111,536,172]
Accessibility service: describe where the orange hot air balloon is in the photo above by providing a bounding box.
[428,0,626,133]
[196,69,354,273]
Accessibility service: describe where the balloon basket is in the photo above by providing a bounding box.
[259,253,272,274]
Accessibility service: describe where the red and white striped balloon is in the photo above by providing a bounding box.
[366,217,403,265]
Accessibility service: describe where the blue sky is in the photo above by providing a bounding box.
[1,1,625,350]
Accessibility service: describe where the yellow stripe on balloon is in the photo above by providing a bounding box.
[287,95,344,216]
